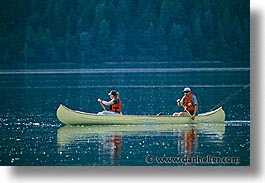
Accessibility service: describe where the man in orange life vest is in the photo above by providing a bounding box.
[97,90,122,115]
[173,87,198,120]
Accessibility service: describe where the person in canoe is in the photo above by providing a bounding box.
[97,90,122,115]
[173,87,198,120]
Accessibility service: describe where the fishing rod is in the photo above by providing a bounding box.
[209,83,250,111]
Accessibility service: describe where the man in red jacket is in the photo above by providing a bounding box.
[173,87,198,120]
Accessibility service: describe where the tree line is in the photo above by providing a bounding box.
[0,0,250,68]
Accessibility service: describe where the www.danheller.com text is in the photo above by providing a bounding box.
[145,155,240,164]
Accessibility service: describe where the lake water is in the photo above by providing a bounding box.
[0,67,250,166]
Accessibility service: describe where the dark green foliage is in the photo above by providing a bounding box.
[0,0,250,67]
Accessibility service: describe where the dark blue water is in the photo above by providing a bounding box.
[0,68,250,166]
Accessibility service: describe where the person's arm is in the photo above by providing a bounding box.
[177,96,185,106]
[192,105,198,120]
[102,100,114,106]
[191,96,198,120]
[102,99,118,106]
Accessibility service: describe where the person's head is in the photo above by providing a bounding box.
[183,87,191,96]
[108,90,119,99]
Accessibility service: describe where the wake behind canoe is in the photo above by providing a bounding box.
[56,104,225,125]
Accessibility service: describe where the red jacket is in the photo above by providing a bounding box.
[110,98,122,113]
[183,93,196,112]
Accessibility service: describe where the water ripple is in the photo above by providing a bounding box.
[0,67,250,75]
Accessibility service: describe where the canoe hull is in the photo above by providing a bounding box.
[56,104,225,125]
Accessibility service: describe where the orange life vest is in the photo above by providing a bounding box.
[110,98,122,113]
[183,93,196,112]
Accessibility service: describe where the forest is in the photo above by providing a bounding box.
[0,0,250,68]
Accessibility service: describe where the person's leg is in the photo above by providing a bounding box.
[172,112,179,116]
[98,111,120,116]
[177,112,191,117]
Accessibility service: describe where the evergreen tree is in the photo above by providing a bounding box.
[0,0,250,67]
[192,18,204,60]
[95,19,111,61]
[178,38,193,61]
[168,23,184,60]
[111,23,126,61]
[159,0,176,33]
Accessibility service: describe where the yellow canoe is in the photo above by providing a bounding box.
[56,104,225,125]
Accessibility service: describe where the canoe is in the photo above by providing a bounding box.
[56,104,225,125]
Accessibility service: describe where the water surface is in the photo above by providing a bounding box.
[0,68,250,166]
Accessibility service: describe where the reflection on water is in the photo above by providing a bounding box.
[183,126,196,155]
[57,123,225,166]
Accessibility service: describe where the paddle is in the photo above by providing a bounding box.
[98,99,106,111]
[177,99,194,120]
[182,105,194,119]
